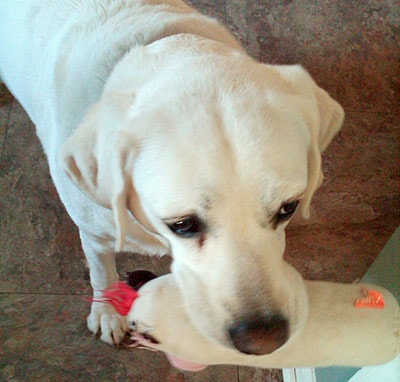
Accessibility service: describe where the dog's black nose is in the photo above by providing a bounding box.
[228,314,289,355]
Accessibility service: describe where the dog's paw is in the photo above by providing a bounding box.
[87,301,129,345]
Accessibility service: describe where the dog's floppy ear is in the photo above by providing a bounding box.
[302,83,344,218]
[273,65,344,218]
[59,93,160,251]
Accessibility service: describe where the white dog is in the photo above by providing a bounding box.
[0,0,343,356]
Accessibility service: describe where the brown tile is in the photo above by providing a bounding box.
[226,0,399,113]
[0,101,88,294]
[286,112,399,282]
[0,93,13,157]
[186,0,226,21]
[0,294,239,382]
[321,112,399,195]
[239,367,283,382]
[0,82,11,95]
[225,2,253,56]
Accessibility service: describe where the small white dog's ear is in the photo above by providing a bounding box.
[59,94,143,251]
[273,65,344,218]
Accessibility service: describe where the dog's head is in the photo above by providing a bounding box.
[60,41,343,355]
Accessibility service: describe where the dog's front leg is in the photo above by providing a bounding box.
[80,231,129,345]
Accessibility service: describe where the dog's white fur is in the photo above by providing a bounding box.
[0,0,343,349]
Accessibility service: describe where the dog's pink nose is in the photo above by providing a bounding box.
[229,314,289,355]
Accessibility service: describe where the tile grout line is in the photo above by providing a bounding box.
[0,291,91,297]
[344,110,400,115]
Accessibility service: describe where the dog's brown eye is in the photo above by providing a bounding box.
[277,200,299,221]
[166,215,204,238]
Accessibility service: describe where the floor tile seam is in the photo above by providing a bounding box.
[0,291,90,297]
[344,110,400,116]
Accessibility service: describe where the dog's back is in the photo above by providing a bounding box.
[0,0,238,147]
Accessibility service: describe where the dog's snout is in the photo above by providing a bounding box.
[228,314,289,355]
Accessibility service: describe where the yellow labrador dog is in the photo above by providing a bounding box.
[0,0,343,356]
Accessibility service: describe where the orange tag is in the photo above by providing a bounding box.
[354,288,385,309]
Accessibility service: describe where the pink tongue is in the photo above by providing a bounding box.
[165,353,207,372]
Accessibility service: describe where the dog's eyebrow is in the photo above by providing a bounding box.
[201,196,212,211]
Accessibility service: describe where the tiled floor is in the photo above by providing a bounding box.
[1,1,399,381]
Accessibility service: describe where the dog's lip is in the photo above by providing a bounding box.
[165,352,208,372]
[125,331,207,372]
